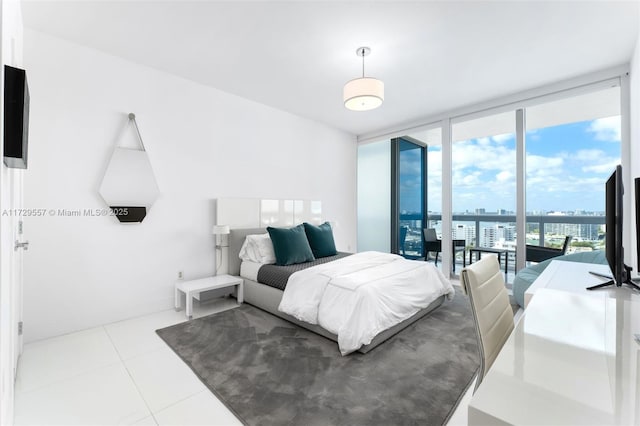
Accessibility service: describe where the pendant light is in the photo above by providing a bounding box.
[343,47,384,111]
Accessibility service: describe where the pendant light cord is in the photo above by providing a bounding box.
[361,48,365,78]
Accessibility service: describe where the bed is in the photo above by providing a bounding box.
[229,227,454,355]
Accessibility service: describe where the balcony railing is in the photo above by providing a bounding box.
[399,213,605,270]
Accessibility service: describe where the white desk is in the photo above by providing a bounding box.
[524,260,612,308]
[469,263,640,425]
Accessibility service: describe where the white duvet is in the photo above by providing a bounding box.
[278,251,455,355]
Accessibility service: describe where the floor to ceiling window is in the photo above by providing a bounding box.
[451,112,516,278]
[356,75,625,282]
[525,86,621,255]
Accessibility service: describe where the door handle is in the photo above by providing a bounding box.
[14,240,29,251]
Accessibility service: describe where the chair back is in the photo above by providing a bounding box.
[461,255,514,392]
[399,226,408,255]
[399,226,408,243]
[561,235,573,254]
[423,228,438,242]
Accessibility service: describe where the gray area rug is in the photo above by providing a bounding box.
[156,295,479,426]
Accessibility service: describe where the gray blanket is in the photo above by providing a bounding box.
[256,252,351,290]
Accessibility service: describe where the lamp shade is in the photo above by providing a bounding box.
[212,224,230,235]
[343,77,384,111]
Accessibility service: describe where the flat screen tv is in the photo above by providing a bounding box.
[587,165,640,291]
[3,65,29,169]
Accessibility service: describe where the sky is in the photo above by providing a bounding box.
[399,116,621,214]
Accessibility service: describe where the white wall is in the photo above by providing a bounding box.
[22,29,357,343]
[0,1,23,423]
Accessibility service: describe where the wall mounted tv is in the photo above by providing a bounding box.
[3,65,29,169]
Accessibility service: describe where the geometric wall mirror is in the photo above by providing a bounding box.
[98,113,159,223]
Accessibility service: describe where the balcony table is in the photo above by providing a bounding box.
[469,247,508,274]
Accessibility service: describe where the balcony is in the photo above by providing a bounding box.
[399,213,605,276]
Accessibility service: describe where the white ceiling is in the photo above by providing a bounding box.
[21,1,640,136]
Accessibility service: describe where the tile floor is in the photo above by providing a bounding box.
[14,297,242,426]
[14,287,522,425]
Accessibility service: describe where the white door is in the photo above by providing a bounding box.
[0,167,25,425]
[11,171,25,368]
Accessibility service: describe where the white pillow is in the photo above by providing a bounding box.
[238,237,260,263]
[253,233,277,264]
[238,233,276,264]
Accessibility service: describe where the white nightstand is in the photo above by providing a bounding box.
[174,274,244,319]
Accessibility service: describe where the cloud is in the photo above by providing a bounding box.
[401,176,422,190]
[456,138,610,212]
[574,149,604,162]
[400,148,422,175]
[587,116,621,142]
[427,147,442,175]
[399,119,620,213]
[571,149,618,175]
[496,170,513,183]
[582,160,619,174]
[452,140,516,173]
[492,133,514,143]
[461,172,482,187]
[527,154,564,174]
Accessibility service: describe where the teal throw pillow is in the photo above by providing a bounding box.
[303,222,338,258]
[267,225,315,266]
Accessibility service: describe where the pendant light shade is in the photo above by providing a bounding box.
[343,47,384,111]
[344,78,384,111]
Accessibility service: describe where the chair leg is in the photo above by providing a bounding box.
[452,247,455,272]
[435,252,439,266]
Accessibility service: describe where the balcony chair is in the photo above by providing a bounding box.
[422,228,466,271]
[525,235,572,263]
[461,255,514,392]
[423,228,442,264]
[399,226,408,256]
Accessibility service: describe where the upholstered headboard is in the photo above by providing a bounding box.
[228,228,266,276]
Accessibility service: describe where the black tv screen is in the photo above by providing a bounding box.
[605,165,623,286]
[588,165,639,291]
[3,65,29,169]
